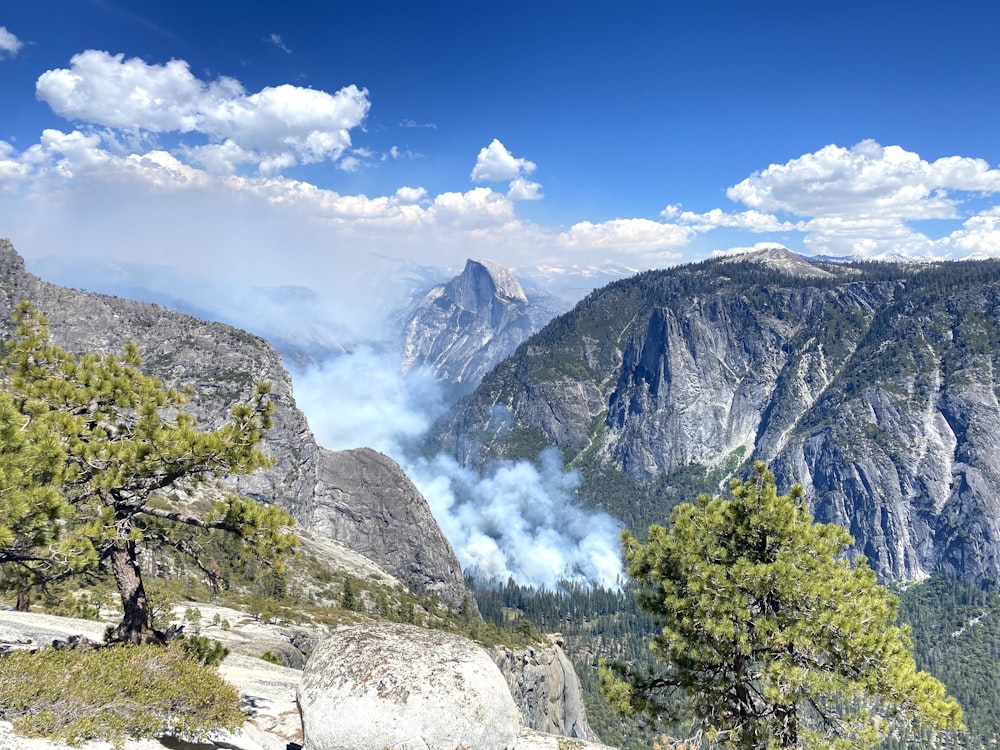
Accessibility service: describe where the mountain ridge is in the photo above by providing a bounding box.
[428,251,1000,583]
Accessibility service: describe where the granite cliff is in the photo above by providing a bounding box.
[428,248,1000,583]
[399,259,558,394]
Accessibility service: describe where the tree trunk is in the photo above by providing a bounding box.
[15,584,31,612]
[109,540,162,645]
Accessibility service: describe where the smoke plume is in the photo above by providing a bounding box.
[292,348,624,590]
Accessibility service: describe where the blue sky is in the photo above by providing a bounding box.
[3,0,1000,297]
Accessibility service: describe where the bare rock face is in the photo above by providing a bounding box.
[491,636,598,741]
[298,620,521,750]
[307,447,474,612]
[400,259,554,393]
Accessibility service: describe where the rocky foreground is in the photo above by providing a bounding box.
[0,607,615,750]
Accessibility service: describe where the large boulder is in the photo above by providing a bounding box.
[298,621,520,750]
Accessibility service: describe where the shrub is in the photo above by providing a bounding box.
[0,643,243,746]
[178,634,229,667]
[259,650,281,665]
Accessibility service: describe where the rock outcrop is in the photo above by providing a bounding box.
[298,620,521,750]
[400,259,555,394]
[0,238,472,610]
[298,621,616,750]
[491,636,598,741]
[306,447,473,611]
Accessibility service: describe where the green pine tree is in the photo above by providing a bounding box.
[0,389,84,610]
[1,301,296,644]
[601,461,964,749]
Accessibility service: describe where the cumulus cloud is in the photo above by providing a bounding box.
[471,139,536,182]
[943,207,1000,256]
[673,140,1000,258]
[394,185,427,204]
[507,176,543,201]
[557,218,689,255]
[669,205,799,233]
[428,186,516,226]
[728,140,1000,220]
[35,50,369,174]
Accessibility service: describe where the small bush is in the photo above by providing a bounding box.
[0,644,243,746]
[178,634,229,667]
[259,650,281,665]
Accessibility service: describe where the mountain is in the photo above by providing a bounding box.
[398,259,561,394]
[428,247,1000,583]
[0,238,472,611]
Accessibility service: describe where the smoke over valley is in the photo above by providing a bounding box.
[292,347,624,591]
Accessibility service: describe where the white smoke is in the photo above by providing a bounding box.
[291,349,624,590]
[406,449,623,590]
[290,347,443,457]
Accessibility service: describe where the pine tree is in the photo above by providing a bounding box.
[601,461,964,749]
[1,302,296,643]
[0,390,84,610]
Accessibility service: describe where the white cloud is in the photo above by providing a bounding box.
[669,140,1000,259]
[797,215,938,257]
[35,50,369,174]
[0,142,30,189]
[728,140,1000,220]
[384,145,423,161]
[265,33,292,54]
[394,186,427,203]
[943,207,1000,256]
[471,138,536,182]
[400,118,437,129]
[507,177,543,201]
[673,207,798,232]
[338,155,361,172]
[428,187,516,226]
[0,27,22,58]
[557,218,689,254]
[182,139,256,174]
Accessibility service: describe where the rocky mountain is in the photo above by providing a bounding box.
[0,238,471,610]
[398,259,560,394]
[305,447,471,609]
[428,247,1000,584]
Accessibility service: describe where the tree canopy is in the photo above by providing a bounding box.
[601,461,964,750]
[0,301,296,643]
